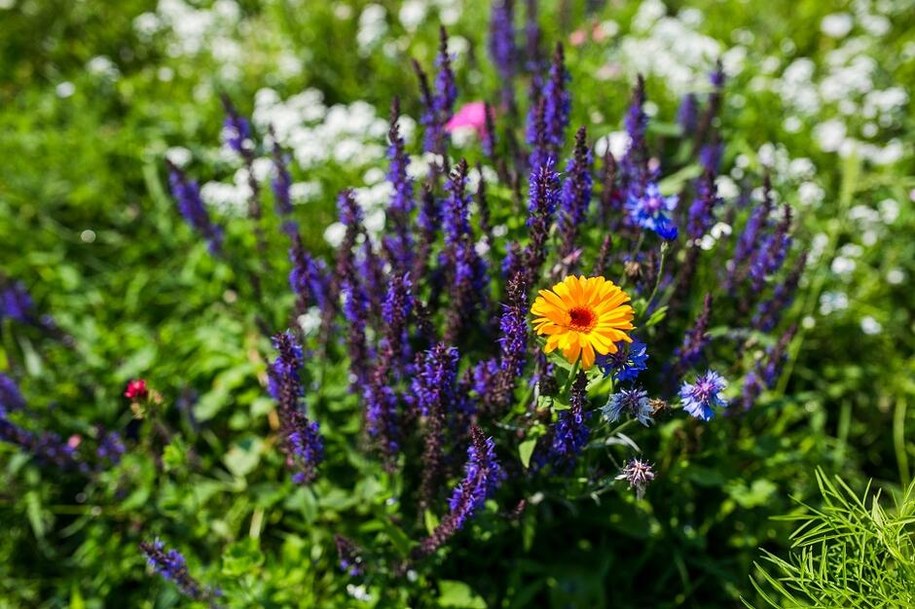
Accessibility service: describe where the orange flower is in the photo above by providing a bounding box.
[530,275,635,370]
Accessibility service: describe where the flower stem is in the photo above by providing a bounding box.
[561,358,580,397]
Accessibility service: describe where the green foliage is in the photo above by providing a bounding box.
[747,470,915,608]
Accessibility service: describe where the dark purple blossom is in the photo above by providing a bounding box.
[0,418,81,470]
[526,96,549,171]
[289,232,331,315]
[679,370,728,421]
[523,0,542,71]
[140,538,219,604]
[699,142,723,175]
[602,387,653,427]
[166,162,223,254]
[381,273,415,373]
[621,76,648,186]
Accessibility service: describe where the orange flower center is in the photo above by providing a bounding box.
[567,306,597,333]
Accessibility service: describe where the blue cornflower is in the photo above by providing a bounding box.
[596,339,648,382]
[602,387,653,427]
[679,370,728,421]
[626,181,679,240]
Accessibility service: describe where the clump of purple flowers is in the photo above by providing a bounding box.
[597,339,649,382]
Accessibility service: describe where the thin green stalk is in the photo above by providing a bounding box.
[894,397,910,488]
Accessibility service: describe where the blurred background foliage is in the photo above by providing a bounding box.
[1,0,913,607]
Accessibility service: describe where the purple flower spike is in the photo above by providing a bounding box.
[748,205,793,291]
[677,93,698,136]
[334,535,364,577]
[559,127,593,259]
[220,95,253,156]
[546,371,591,467]
[271,136,294,219]
[166,162,224,253]
[542,43,571,154]
[383,99,415,274]
[524,159,559,284]
[679,370,728,421]
[626,180,679,240]
[415,426,504,558]
[268,331,324,484]
[140,538,220,605]
[489,0,518,109]
[687,171,720,242]
[674,293,713,374]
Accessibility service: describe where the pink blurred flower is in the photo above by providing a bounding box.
[67,434,82,449]
[570,29,588,47]
[445,101,488,138]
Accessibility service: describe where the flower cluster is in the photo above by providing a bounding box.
[140,539,220,605]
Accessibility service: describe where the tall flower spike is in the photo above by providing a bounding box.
[271,132,294,221]
[443,160,489,342]
[526,96,549,171]
[621,75,648,188]
[289,231,331,316]
[679,370,728,421]
[523,159,559,285]
[523,0,542,71]
[728,176,774,288]
[546,370,590,468]
[542,43,571,155]
[677,93,698,136]
[749,204,793,291]
[420,27,458,155]
[140,539,219,605]
[383,98,415,274]
[220,94,253,156]
[687,170,719,242]
[753,253,806,332]
[414,426,504,558]
[413,344,464,510]
[166,161,223,253]
[674,293,713,375]
[489,0,517,110]
[268,331,324,484]
[762,325,796,388]
[559,127,593,260]
[380,273,415,375]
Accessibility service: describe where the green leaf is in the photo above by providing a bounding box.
[519,439,538,469]
[438,580,487,609]
[424,509,440,536]
[223,437,263,478]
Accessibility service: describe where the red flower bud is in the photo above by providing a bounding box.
[124,379,149,400]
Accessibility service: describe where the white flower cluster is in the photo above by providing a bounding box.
[610,0,741,95]
[134,0,302,82]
